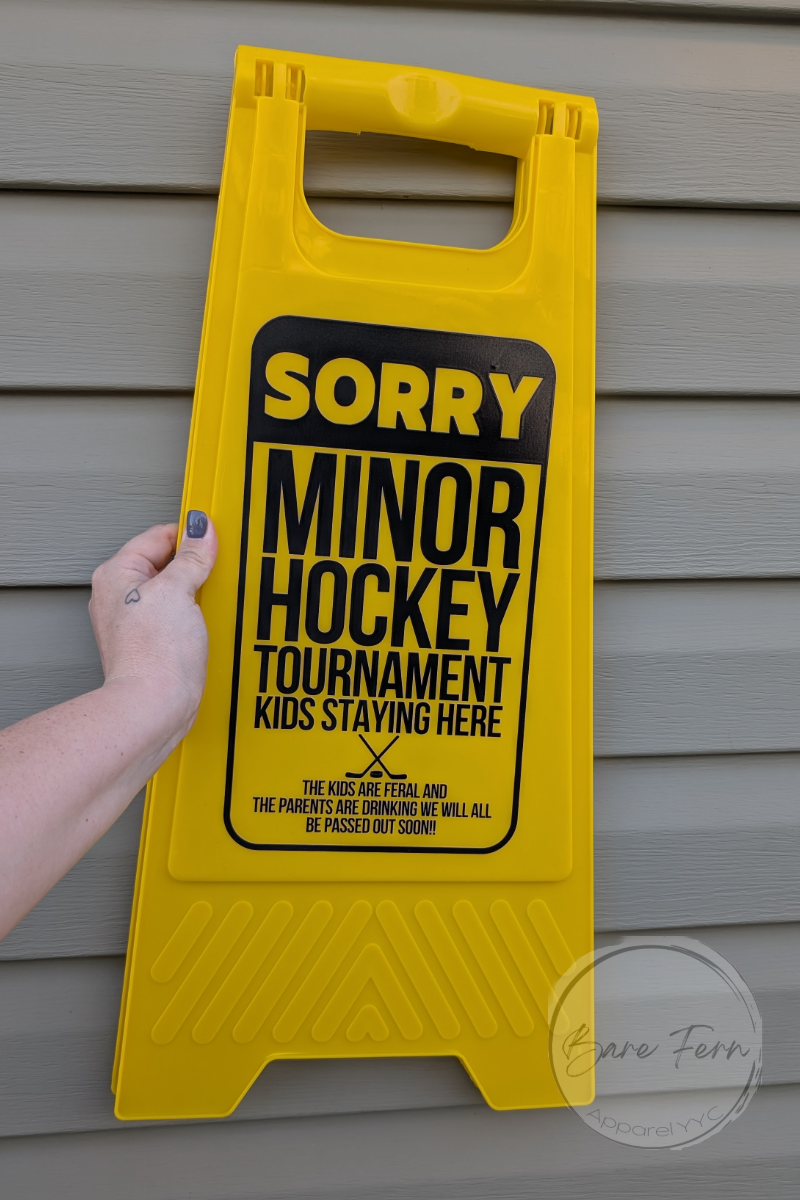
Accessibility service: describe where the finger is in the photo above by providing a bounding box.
[105,524,180,582]
[159,511,218,597]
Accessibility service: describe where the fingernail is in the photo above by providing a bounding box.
[186,510,208,539]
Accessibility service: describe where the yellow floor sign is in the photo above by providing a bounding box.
[113,47,597,1117]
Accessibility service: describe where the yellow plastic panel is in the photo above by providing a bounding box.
[114,47,596,1117]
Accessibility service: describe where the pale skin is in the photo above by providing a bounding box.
[0,517,217,942]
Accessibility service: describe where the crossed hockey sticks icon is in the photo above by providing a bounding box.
[345,734,408,780]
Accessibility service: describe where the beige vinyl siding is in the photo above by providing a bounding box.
[2,1082,800,1199]
[3,1,800,207]
[2,195,800,393]
[4,395,800,587]
[5,580,800,753]
[0,920,797,1139]
[1,0,799,1195]
[7,748,800,961]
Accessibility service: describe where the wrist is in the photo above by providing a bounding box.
[100,673,201,748]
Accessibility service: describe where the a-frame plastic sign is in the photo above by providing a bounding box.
[113,47,597,1117]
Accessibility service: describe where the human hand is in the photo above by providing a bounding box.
[89,513,218,742]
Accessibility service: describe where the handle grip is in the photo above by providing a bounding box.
[235,47,597,158]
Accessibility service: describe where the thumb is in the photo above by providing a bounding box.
[161,510,218,596]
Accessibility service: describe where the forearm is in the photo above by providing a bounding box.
[0,677,190,940]
[0,517,215,942]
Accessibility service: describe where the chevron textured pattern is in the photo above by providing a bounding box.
[148,896,572,1047]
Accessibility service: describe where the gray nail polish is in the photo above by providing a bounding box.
[186,510,208,539]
